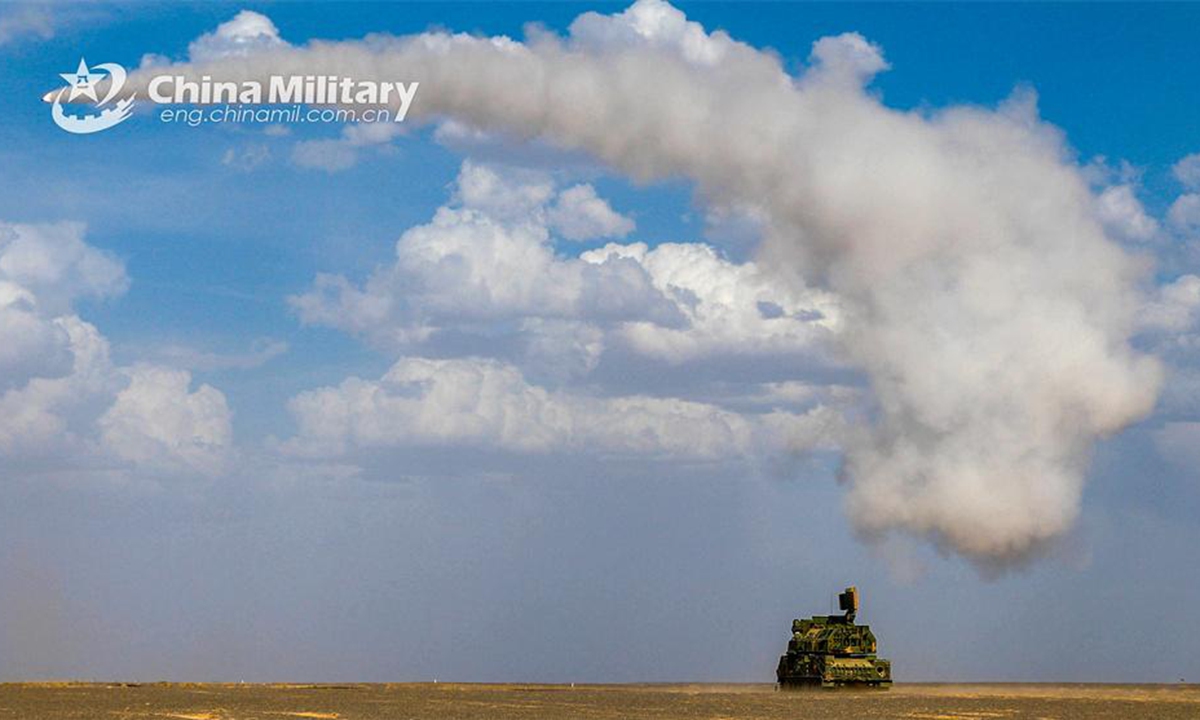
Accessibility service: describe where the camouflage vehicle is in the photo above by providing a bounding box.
[776,586,892,689]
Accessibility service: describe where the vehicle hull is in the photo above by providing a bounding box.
[777,653,892,689]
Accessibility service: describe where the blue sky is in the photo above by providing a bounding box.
[0,1,1198,683]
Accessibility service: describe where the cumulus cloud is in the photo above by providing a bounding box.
[1173,152,1200,191]
[547,184,635,241]
[568,0,739,67]
[1168,194,1200,236]
[1158,152,1200,243]
[99,366,233,475]
[286,163,672,338]
[1095,184,1159,243]
[808,32,890,84]
[188,10,287,63]
[291,161,836,369]
[0,222,124,394]
[1138,275,1200,334]
[0,222,232,480]
[289,163,686,352]
[581,241,839,363]
[141,0,1161,567]
[286,356,839,460]
[0,281,72,390]
[453,161,553,218]
[0,316,112,457]
[0,223,127,314]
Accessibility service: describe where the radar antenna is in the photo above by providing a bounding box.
[838,586,859,623]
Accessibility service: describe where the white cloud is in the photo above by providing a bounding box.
[0,222,124,394]
[516,318,606,382]
[291,161,835,369]
[568,0,741,67]
[286,356,838,460]
[547,184,635,241]
[581,241,839,363]
[1173,152,1200,191]
[290,161,678,344]
[433,119,495,148]
[1081,155,1142,188]
[188,10,287,63]
[285,159,842,466]
[1168,194,1200,235]
[0,281,72,390]
[0,222,232,480]
[0,222,127,314]
[1095,185,1159,243]
[808,32,890,84]
[454,161,553,218]
[99,366,233,475]
[1138,275,1200,333]
[0,316,112,457]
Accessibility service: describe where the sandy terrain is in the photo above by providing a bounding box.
[0,682,1196,719]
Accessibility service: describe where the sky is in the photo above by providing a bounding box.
[0,1,1198,683]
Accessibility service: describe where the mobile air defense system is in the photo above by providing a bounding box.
[776,586,892,689]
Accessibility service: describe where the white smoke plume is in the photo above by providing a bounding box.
[131,0,1162,567]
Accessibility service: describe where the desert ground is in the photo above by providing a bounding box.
[0,682,1196,720]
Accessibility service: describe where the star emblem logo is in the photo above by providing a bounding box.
[60,58,104,103]
[47,57,136,134]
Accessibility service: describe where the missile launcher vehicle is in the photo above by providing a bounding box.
[776,586,892,689]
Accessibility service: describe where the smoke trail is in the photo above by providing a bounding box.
[131,0,1162,567]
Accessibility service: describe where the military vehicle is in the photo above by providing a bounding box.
[776,586,892,689]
